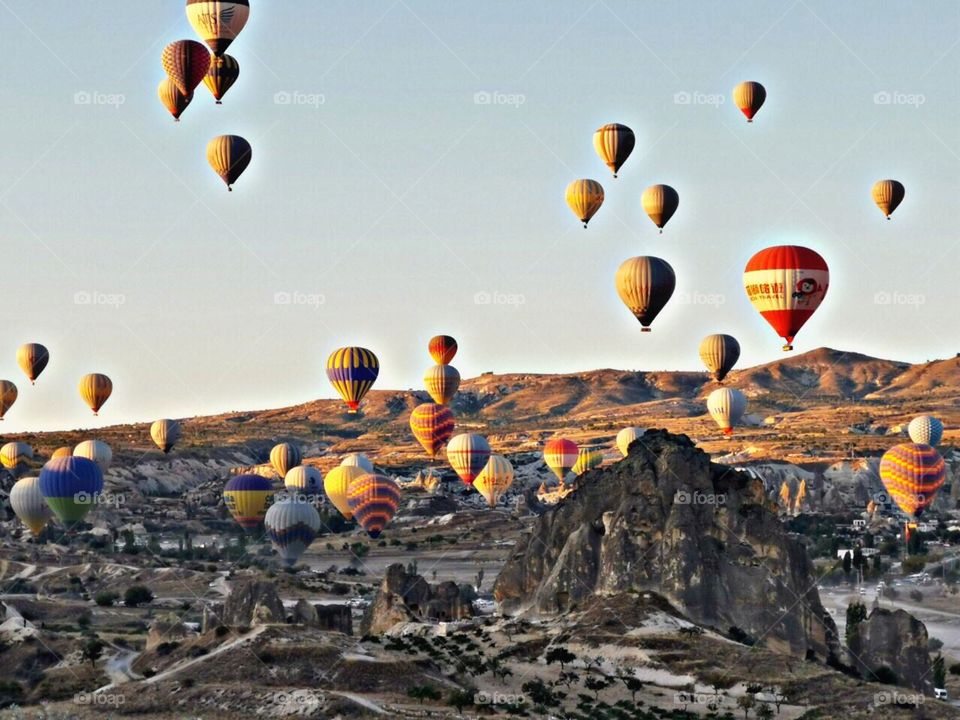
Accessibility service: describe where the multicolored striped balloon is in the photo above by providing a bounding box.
[161,39,211,96]
[572,447,604,476]
[410,403,455,458]
[744,246,828,351]
[347,473,401,538]
[447,433,491,486]
[265,499,321,566]
[544,438,578,483]
[428,335,458,364]
[880,443,946,518]
[732,81,766,122]
[39,457,104,524]
[270,443,302,478]
[908,416,943,446]
[423,364,460,405]
[203,54,239,104]
[223,473,273,531]
[327,347,379,412]
[474,455,515,508]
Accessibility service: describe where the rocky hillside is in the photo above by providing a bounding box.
[494,430,840,661]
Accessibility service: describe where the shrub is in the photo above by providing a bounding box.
[95,591,119,607]
[124,585,154,607]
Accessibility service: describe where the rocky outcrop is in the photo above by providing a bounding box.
[147,612,193,651]
[219,580,285,627]
[361,564,474,635]
[848,608,932,693]
[494,430,839,661]
[316,605,353,635]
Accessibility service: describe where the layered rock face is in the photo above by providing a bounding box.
[494,430,839,660]
[361,563,476,635]
[848,608,932,693]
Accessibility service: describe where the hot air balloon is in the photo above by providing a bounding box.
[423,364,460,405]
[74,440,113,474]
[186,0,250,56]
[39,457,103,524]
[699,334,741,382]
[150,419,182,453]
[428,335,458,364]
[206,135,251,191]
[733,81,766,122]
[872,180,905,219]
[10,477,51,537]
[51,447,72,459]
[203,54,239,104]
[0,380,17,420]
[284,465,323,494]
[347,473,401,539]
[161,40,211,96]
[78,373,112,415]
[327,347,379,412]
[270,443,302,479]
[544,438,578,483]
[223,474,273,531]
[324,465,365,519]
[572,447,604,476]
[615,256,676,331]
[341,453,374,473]
[707,388,747,436]
[158,78,193,121]
[17,343,49,385]
[743,246,829,351]
[908,416,943,446]
[410,403,455,458]
[616,427,645,457]
[641,184,679,233]
[264,499,320,566]
[565,179,604,228]
[593,123,635,178]
[1,442,33,477]
[879,443,945,518]
[474,455,514,508]
[447,433,491,486]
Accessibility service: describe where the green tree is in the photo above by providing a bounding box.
[756,702,775,720]
[407,685,441,704]
[738,693,757,720]
[934,654,946,688]
[618,675,644,703]
[545,646,576,671]
[81,638,104,667]
[124,585,154,607]
[447,688,475,713]
[845,602,867,647]
[842,551,852,576]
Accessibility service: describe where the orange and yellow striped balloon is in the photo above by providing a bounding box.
[326,347,379,412]
[544,438,578,483]
[347,473,401,538]
[17,343,49,385]
[871,179,905,219]
[206,135,252,191]
[158,78,192,121]
[410,403,455,458]
[78,374,111,415]
[615,256,676,332]
[424,364,460,405]
[0,380,17,420]
[733,81,766,122]
[879,443,945,518]
[428,335,457,364]
[565,179,604,228]
[641,184,679,232]
[593,123,635,177]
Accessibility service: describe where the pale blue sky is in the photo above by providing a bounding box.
[0,1,957,431]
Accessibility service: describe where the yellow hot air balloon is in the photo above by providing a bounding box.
[158,78,193,121]
[186,0,250,56]
[423,364,460,406]
[571,447,603,476]
[10,477,51,537]
[616,427,645,457]
[51,447,73,459]
[1,442,34,477]
[474,455,515,508]
[78,374,112,415]
[565,179,604,228]
[733,81,766,122]
[871,179,905,219]
[324,465,365,520]
[615,256,676,331]
[17,343,49,385]
[593,123,635,178]
[206,135,252,191]
[0,380,18,420]
[698,334,741,383]
[150,419,182,453]
[641,184,679,233]
[204,54,240,104]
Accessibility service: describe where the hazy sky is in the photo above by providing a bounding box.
[0,1,957,431]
